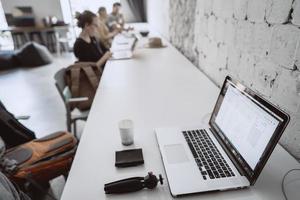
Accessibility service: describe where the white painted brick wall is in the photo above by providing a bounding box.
[204,0,213,16]
[271,70,300,111]
[200,17,209,38]
[224,19,237,47]
[227,46,241,75]
[292,0,300,26]
[269,24,300,69]
[168,0,300,159]
[199,36,211,71]
[220,0,234,19]
[216,44,228,70]
[247,0,268,22]
[252,23,272,57]
[281,114,300,158]
[252,58,282,97]
[295,43,300,69]
[206,39,218,66]
[235,20,254,53]
[212,0,223,17]
[207,16,217,41]
[215,18,226,44]
[266,0,293,24]
[237,53,256,84]
[233,0,248,20]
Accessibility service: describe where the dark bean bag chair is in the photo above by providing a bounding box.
[0,42,53,70]
[14,42,53,67]
[0,51,19,70]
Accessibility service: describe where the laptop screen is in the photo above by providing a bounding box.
[209,77,289,184]
[214,84,280,170]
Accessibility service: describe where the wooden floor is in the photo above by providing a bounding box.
[0,53,85,199]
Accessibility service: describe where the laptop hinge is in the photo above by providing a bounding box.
[208,128,250,180]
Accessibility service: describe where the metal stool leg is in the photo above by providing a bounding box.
[29,31,45,45]
[12,32,28,49]
[67,117,72,132]
[73,121,77,139]
[46,31,56,53]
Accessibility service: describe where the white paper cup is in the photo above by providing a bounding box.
[118,119,134,145]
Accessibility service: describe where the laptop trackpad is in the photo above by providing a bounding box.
[164,144,189,164]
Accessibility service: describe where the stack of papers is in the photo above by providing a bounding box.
[111,51,133,60]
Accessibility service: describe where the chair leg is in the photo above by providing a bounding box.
[73,121,77,139]
[63,172,69,181]
[67,118,71,132]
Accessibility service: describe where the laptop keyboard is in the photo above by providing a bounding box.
[183,129,235,180]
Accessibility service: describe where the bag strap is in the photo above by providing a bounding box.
[70,67,81,97]
[25,173,57,200]
[81,65,99,90]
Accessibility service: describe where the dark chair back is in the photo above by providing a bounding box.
[0,101,36,148]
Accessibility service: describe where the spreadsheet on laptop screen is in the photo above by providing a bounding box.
[215,84,280,170]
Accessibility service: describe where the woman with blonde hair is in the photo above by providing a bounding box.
[97,7,119,48]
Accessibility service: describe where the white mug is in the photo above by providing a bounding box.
[118,119,134,145]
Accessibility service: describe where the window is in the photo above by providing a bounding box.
[0,0,7,29]
[69,0,120,15]
[66,0,120,37]
[0,0,13,51]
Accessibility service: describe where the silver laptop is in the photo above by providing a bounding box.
[155,76,290,197]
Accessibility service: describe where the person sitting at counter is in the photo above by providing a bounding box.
[97,7,119,49]
[73,10,112,68]
[107,2,133,32]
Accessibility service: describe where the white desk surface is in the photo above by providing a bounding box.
[61,24,300,200]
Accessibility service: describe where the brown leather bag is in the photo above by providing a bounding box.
[65,62,103,110]
[3,131,77,184]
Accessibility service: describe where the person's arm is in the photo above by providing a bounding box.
[108,29,119,38]
[119,14,125,27]
[96,51,112,68]
[102,29,119,40]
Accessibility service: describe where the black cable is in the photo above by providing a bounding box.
[281,168,300,200]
